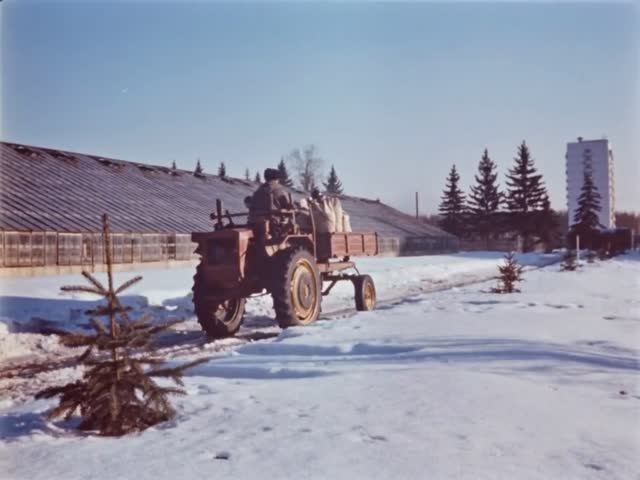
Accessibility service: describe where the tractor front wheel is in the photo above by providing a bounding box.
[272,248,322,328]
[192,265,245,338]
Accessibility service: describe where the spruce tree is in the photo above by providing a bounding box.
[560,250,579,271]
[254,171,261,183]
[244,168,250,181]
[218,161,227,178]
[171,160,178,176]
[323,165,344,195]
[505,141,547,251]
[438,164,466,237]
[277,157,294,188]
[571,171,602,248]
[35,214,203,436]
[194,159,204,177]
[467,149,502,247]
[491,251,524,293]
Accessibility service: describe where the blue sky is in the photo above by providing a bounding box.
[2,1,638,214]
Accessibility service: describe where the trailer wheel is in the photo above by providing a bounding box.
[272,248,321,328]
[354,274,376,311]
[192,264,245,338]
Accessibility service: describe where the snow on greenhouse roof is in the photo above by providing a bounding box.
[0,141,453,239]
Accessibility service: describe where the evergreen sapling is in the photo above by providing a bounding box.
[560,250,580,271]
[491,252,524,293]
[36,214,204,436]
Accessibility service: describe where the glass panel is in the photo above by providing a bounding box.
[45,232,57,265]
[5,232,20,267]
[131,234,142,263]
[122,234,133,263]
[58,234,82,265]
[82,234,93,264]
[31,232,45,266]
[112,234,124,263]
[18,233,31,266]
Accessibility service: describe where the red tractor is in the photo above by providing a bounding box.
[191,198,378,338]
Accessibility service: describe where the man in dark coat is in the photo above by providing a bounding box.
[247,168,292,222]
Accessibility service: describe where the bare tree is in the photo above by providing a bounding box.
[287,145,324,193]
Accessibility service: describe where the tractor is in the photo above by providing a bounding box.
[191,197,378,338]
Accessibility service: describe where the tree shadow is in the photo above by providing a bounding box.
[0,411,83,441]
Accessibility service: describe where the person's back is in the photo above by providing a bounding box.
[248,168,292,222]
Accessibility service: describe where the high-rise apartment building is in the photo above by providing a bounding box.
[566,137,615,229]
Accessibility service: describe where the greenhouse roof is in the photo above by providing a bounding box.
[0,141,453,240]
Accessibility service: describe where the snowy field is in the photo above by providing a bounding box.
[0,252,554,364]
[1,252,639,479]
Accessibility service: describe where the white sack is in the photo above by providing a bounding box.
[342,212,352,232]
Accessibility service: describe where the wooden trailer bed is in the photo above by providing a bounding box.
[316,232,379,259]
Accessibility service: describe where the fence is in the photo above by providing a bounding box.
[378,236,459,256]
[401,236,460,255]
[0,230,197,268]
[458,238,521,252]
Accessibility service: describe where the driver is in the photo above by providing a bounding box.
[247,168,292,222]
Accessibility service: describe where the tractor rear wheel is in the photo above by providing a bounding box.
[192,264,245,338]
[353,274,376,311]
[271,248,322,329]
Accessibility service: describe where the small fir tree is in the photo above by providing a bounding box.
[491,251,524,293]
[438,164,466,237]
[254,171,261,183]
[218,162,227,178]
[171,160,178,176]
[560,250,579,271]
[505,141,547,251]
[244,168,250,181]
[35,214,203,436]
[467,149,502,247]
[323,165,344,195]
[277,157,294,188]
[571,171,602,249]
[194,159,204,177]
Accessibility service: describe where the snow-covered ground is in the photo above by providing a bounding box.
[0,251,554,364]
[1,252,639,479]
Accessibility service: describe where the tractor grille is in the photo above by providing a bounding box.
[207,239,237,266]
